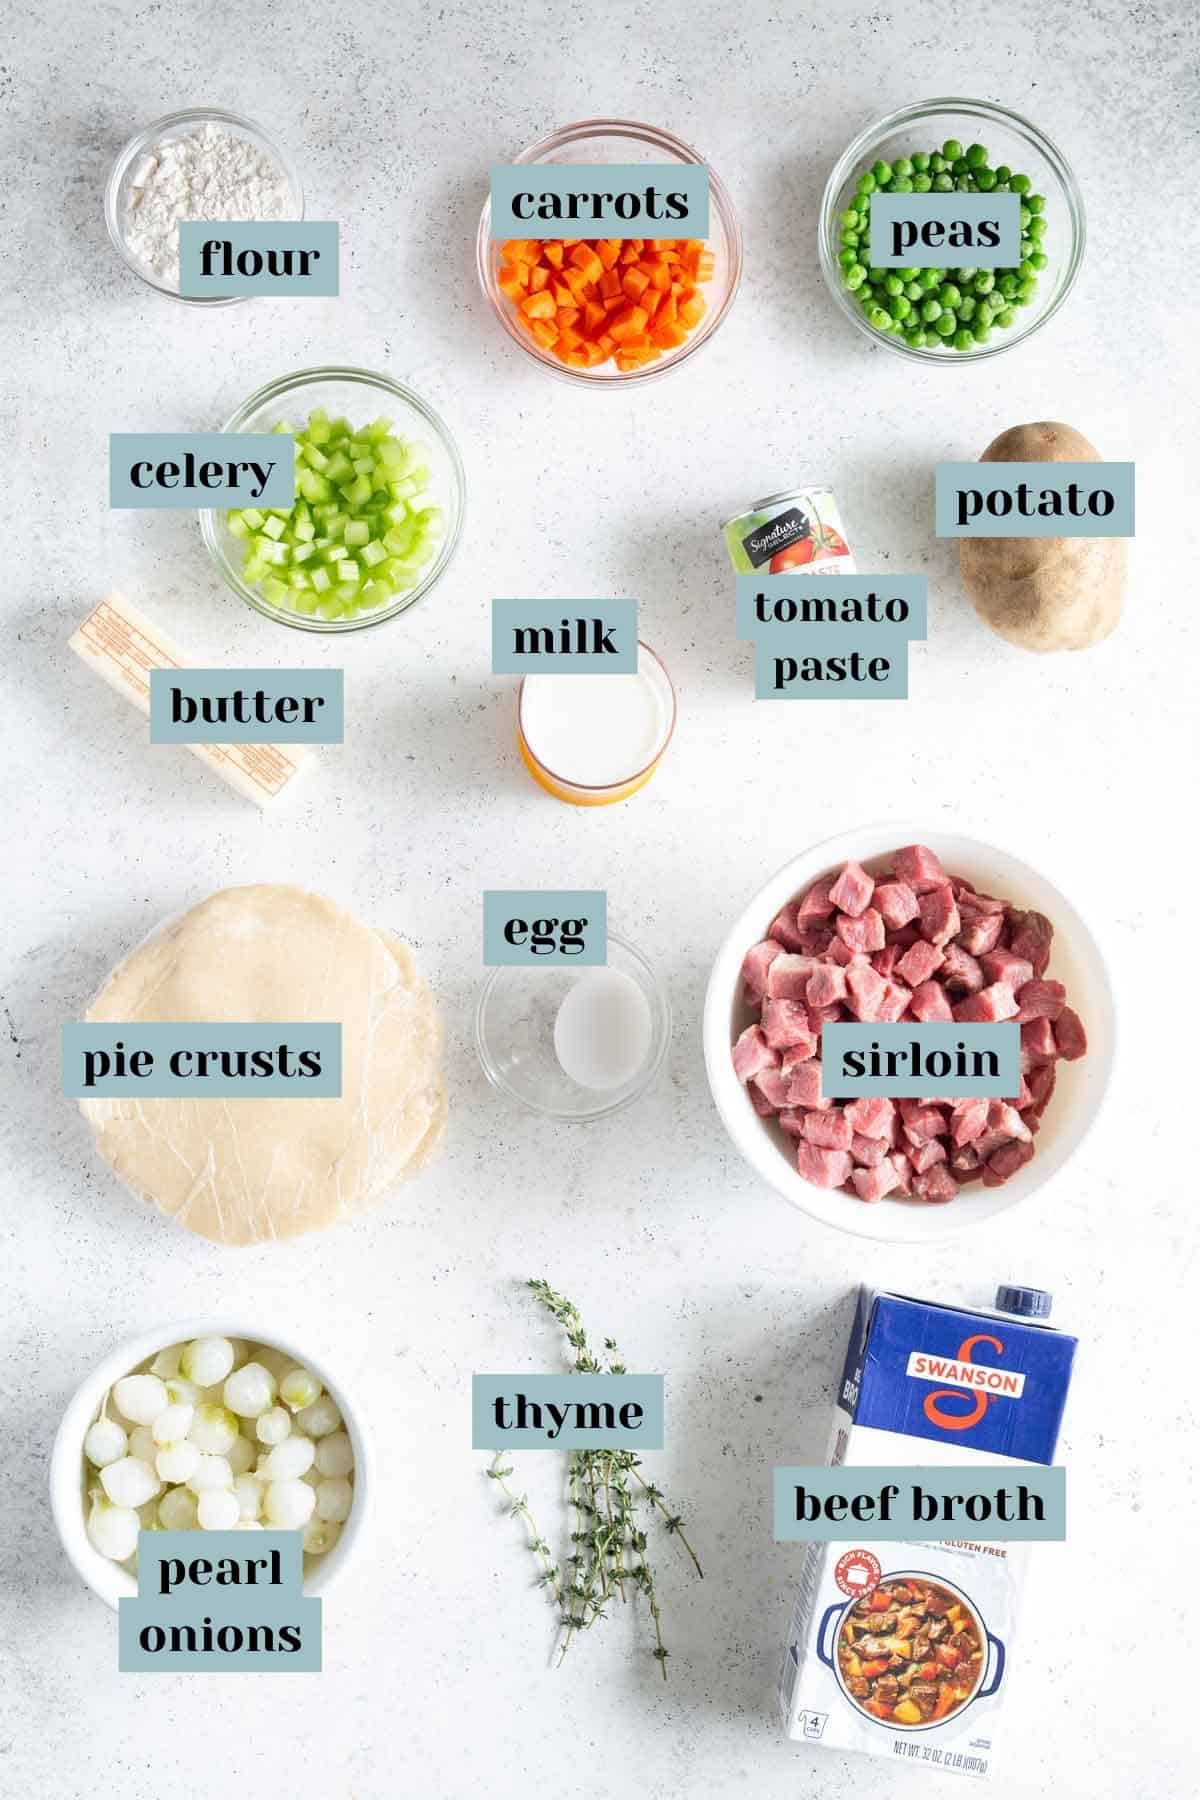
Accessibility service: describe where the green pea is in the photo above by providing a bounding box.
[930,153,948,173]
[1029,215,1047,239]
[943,138,963,160]
[912,172,932,192]
[905,328,928,348]
[938,283,962,307]
[905,280,922,300]
[972,320,992,343]
[956,295,976,321]
[1027,193,1045,213]
[857,172,876,195]
[995,164,1012,183]
[934,312,956,336]
[953,326,975,350]
[839,208,858,229]
[1011,173,1030,194]
[1018,260,1036,281]
[872,160,893,185]
[995,306,1016,327]
[911,151,931,172]
[974,167,997,190]
[954,267,977,282]
[892,156,913,179]
[973,271,995,295]
[955,174,973,191]
[889,295,911,320]
[838,247,859,268]
[998,272,1019,297]
[1020,237,1034,259]
[844,263,867,290]
[891,176,914,192]
[965,143,988,167]
[883,273,903,296]
[921,297,943,322]
[868,304,891,330]
[894,267,919,280]
[841,231,860,250]
[1029,250,1048,270]
[933,172,954,191]
[920,267,941,289]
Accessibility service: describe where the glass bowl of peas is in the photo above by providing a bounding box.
[818,98,1085,362]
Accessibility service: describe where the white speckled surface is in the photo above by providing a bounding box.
[3,3,1198,1795]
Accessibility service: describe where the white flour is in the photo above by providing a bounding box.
[122,122,293,286]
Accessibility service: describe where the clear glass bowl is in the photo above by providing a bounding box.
[818,98,1085,364]
[200,367,466,632]
[475,933,671,1122]
[477,119,742,386]
[104,106,304,305]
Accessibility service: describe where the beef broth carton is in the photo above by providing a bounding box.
[779,1285,1076,1780]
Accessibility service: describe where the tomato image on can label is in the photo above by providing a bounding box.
[723,485,857,576]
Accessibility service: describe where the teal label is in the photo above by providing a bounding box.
[772,1465,1065,1541]
[935,461,1135,536]
[490,163,709,238]
[472,1374,664,1449]
[63,1022,342,1097]
[483,891,606,965]
[119,1533,321,1670]
[110,434,295,509]
[149,669,344,743]
[179,222,339,297]
[869,192,1021,268]
[820,1023,1020,1097]
[492,600,638,673]
[754,634,910,699]
[737,574,927,641]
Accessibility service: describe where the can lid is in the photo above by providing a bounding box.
[994,1284,1052,1319]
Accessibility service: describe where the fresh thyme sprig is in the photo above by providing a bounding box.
[487,1279,703,1680]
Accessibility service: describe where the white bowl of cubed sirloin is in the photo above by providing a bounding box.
[50,1322,372,1609]
[703,826,1115,1243]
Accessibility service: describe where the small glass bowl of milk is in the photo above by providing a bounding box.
[517,642,676,805]
[474,934,671,1122]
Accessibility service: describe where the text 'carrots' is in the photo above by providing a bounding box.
[498,237,716,370]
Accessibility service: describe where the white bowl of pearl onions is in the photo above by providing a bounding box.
[50,1322,371,1610]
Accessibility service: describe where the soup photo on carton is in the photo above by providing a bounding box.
[779,1285,1075,1779]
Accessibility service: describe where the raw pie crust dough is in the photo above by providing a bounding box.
[79,886,446,1245]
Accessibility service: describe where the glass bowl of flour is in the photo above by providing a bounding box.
[105,107,303,303]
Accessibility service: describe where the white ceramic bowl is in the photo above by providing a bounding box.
[50,1320,372,1609]
[703,826,1115,1243]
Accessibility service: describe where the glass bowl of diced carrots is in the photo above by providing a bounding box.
[477,120,742,384]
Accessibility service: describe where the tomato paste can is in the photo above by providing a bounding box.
[722,484,857,576]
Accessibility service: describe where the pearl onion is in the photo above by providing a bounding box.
[187,1454,233,1493]
[158,1487,198,1531]
[84,1418,127,1468]
[113,1374,169,1426]
[100,1456,160,1509]
[226,1434,256,1476]
[265,1478,315,1528]
[302,1517,341,1556]
[255,1406,292,1446]
[315,1477,353,1523]
[189,1403,239,1455]
[180,1337,235,1387]
[314,1431,354,1478]
[156,1441,200,1484]
[224,1362,276,1420]
[197,1489,240,1530]
[233,1474,263,1520]
[296,1395,341,1439]
[260,1435,314,1481]
[88,1498,140,1562]
[279,1367,322,1413]
[152,1403,194,1446]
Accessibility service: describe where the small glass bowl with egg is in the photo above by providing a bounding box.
[50,1324,370,1607]
[475,933,671,1122]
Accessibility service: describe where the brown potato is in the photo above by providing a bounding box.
[959,422,1126,652]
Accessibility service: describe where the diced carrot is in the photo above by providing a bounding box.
[529,318,558,348]
[596,238,622,269]
[565,349,589,367]
[640,286,664,319]
[497,265,524,301]
[651,320,688,348]
[608,305,649,344]
[520,289,556,320]
[622,267,650,301]
[656,293,677,324]
[619,244,640,265]
[542,242,565,268]
[697,252,716,279]
[501,239,538,264]
[561,266,590,300]
[598,269,622,298]
[646,259,673,290]
[556,325,583,350]
[556,306,580,328]
[678,293,706,327]
[568,244,604,283]
[582,300,607,332]
[596,333,616,354]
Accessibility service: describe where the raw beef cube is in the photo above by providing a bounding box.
[973,1127,1012,1159]
[768,906,806,953]
[956,910,1005,956]
[914,1164,959,1203]
[872,945,901,979]
[808,1003,845,1031]
[795,1142,852,1189]
[901,1102,948,1143]
[874,880,920,929]
[766,953,819,999]
[909,979,953,1022]
[778,1108,806,1136]
[987,1100,1032,1143]
[802,1107,852,1151]
[829,860,875,918]
[781,1049,818,1091]
[749,1082,776,1117]
[1008,909,1054,977]
[889,923,922,950]
[1027,1063,1057,1112]
[941,944,984,993]
[896,939,943,987]
[951,1143,982,1175]
[889,1151,914,1195]
[893,844,948,893]
[852,1162,901,1203]
[954,983,1018,1023]
[752,1068,791,1111]
[783,1061,826,1109]
[806,963,847,1009]
[796,878,837,921]
[1020,1017,1058,1064]
[918,884,961,946]
[836,908,885,954]
[965,889,1006,915]
[845,962,888,1022]
[910,1138,948,1174]
[761,998,816,1052]
[830,937,867,967]
[798,927,835,956]
[980,948,1034,990]
[852,1132,890,1167]
[1055,1007,1088,1060]
[741,939,782,1001]
[951,1097,990,1145]
[983,1139,1036,1186]
[1014,979,1066,1023]
[845,1095,895,1139]
[877,979,913,1022]
[732,1025,778,1083]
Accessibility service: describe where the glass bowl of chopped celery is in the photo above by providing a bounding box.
[818,98,1085,362]
[200,368,465,631]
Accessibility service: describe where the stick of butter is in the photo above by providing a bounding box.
[69,593,310,807]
